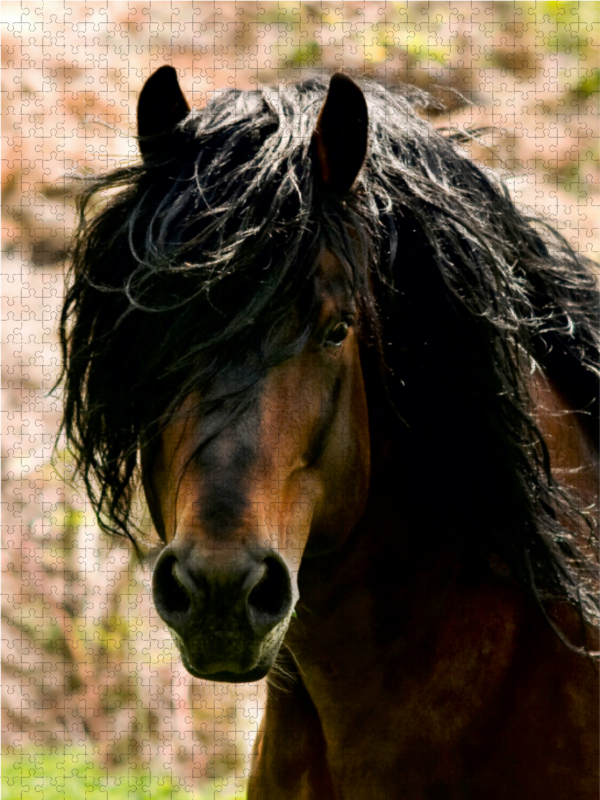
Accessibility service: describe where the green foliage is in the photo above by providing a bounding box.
[288,40,322,66]
[574,69,600,98]
[2,747,245,800]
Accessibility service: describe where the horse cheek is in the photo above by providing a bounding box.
[313,340,371,552]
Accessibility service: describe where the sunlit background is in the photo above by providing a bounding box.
[2,2,598,798]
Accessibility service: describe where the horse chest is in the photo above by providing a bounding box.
[281,569,599,799]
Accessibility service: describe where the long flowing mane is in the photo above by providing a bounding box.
[58,76,599,649]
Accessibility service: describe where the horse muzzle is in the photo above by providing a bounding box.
[152,545,294,682]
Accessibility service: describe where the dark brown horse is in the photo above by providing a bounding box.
[59,67,598,798]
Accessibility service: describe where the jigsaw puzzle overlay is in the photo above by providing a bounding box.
[2,2,598,798]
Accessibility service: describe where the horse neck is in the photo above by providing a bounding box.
[296,456,508,660]
[279,435,598,800]
[293,376,598,679]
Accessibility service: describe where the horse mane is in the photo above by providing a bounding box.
[58,76,599,649]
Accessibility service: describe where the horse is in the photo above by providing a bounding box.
[58,66,599,798]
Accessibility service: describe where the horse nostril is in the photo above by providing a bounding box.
[247,556,292,622]
[152,547,292,636]
[154,554,192,617]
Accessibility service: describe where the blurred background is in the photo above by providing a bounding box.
[2,2,598,798]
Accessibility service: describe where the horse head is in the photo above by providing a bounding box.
[139,68,371,681]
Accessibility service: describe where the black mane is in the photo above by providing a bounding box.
[58,76,599,647]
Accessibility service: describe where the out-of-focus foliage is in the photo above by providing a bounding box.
[2,1,598,796]
[2,1,598,267]
[2,745,244,799]
[2,453,255,796]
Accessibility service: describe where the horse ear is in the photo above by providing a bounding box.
[137,65,190,161]
[312,73,368,194]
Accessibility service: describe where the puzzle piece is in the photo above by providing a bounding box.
[2,3,598,799]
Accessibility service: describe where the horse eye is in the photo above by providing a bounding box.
[324,321,350,348]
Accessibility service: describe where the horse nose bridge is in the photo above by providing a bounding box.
[180,437,302,542]
[255,376,313,476]
[177,414,261,538]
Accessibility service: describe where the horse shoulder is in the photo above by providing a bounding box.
[379,564,600,796]
[466,368,600,794]
[469,584,599,796]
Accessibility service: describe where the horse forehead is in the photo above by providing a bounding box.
[316,250,354,312]
[156,250,355,461]
[158,393,203,464]
[318,250,347,284]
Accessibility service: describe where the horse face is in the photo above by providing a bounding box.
[145,252,370,682]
